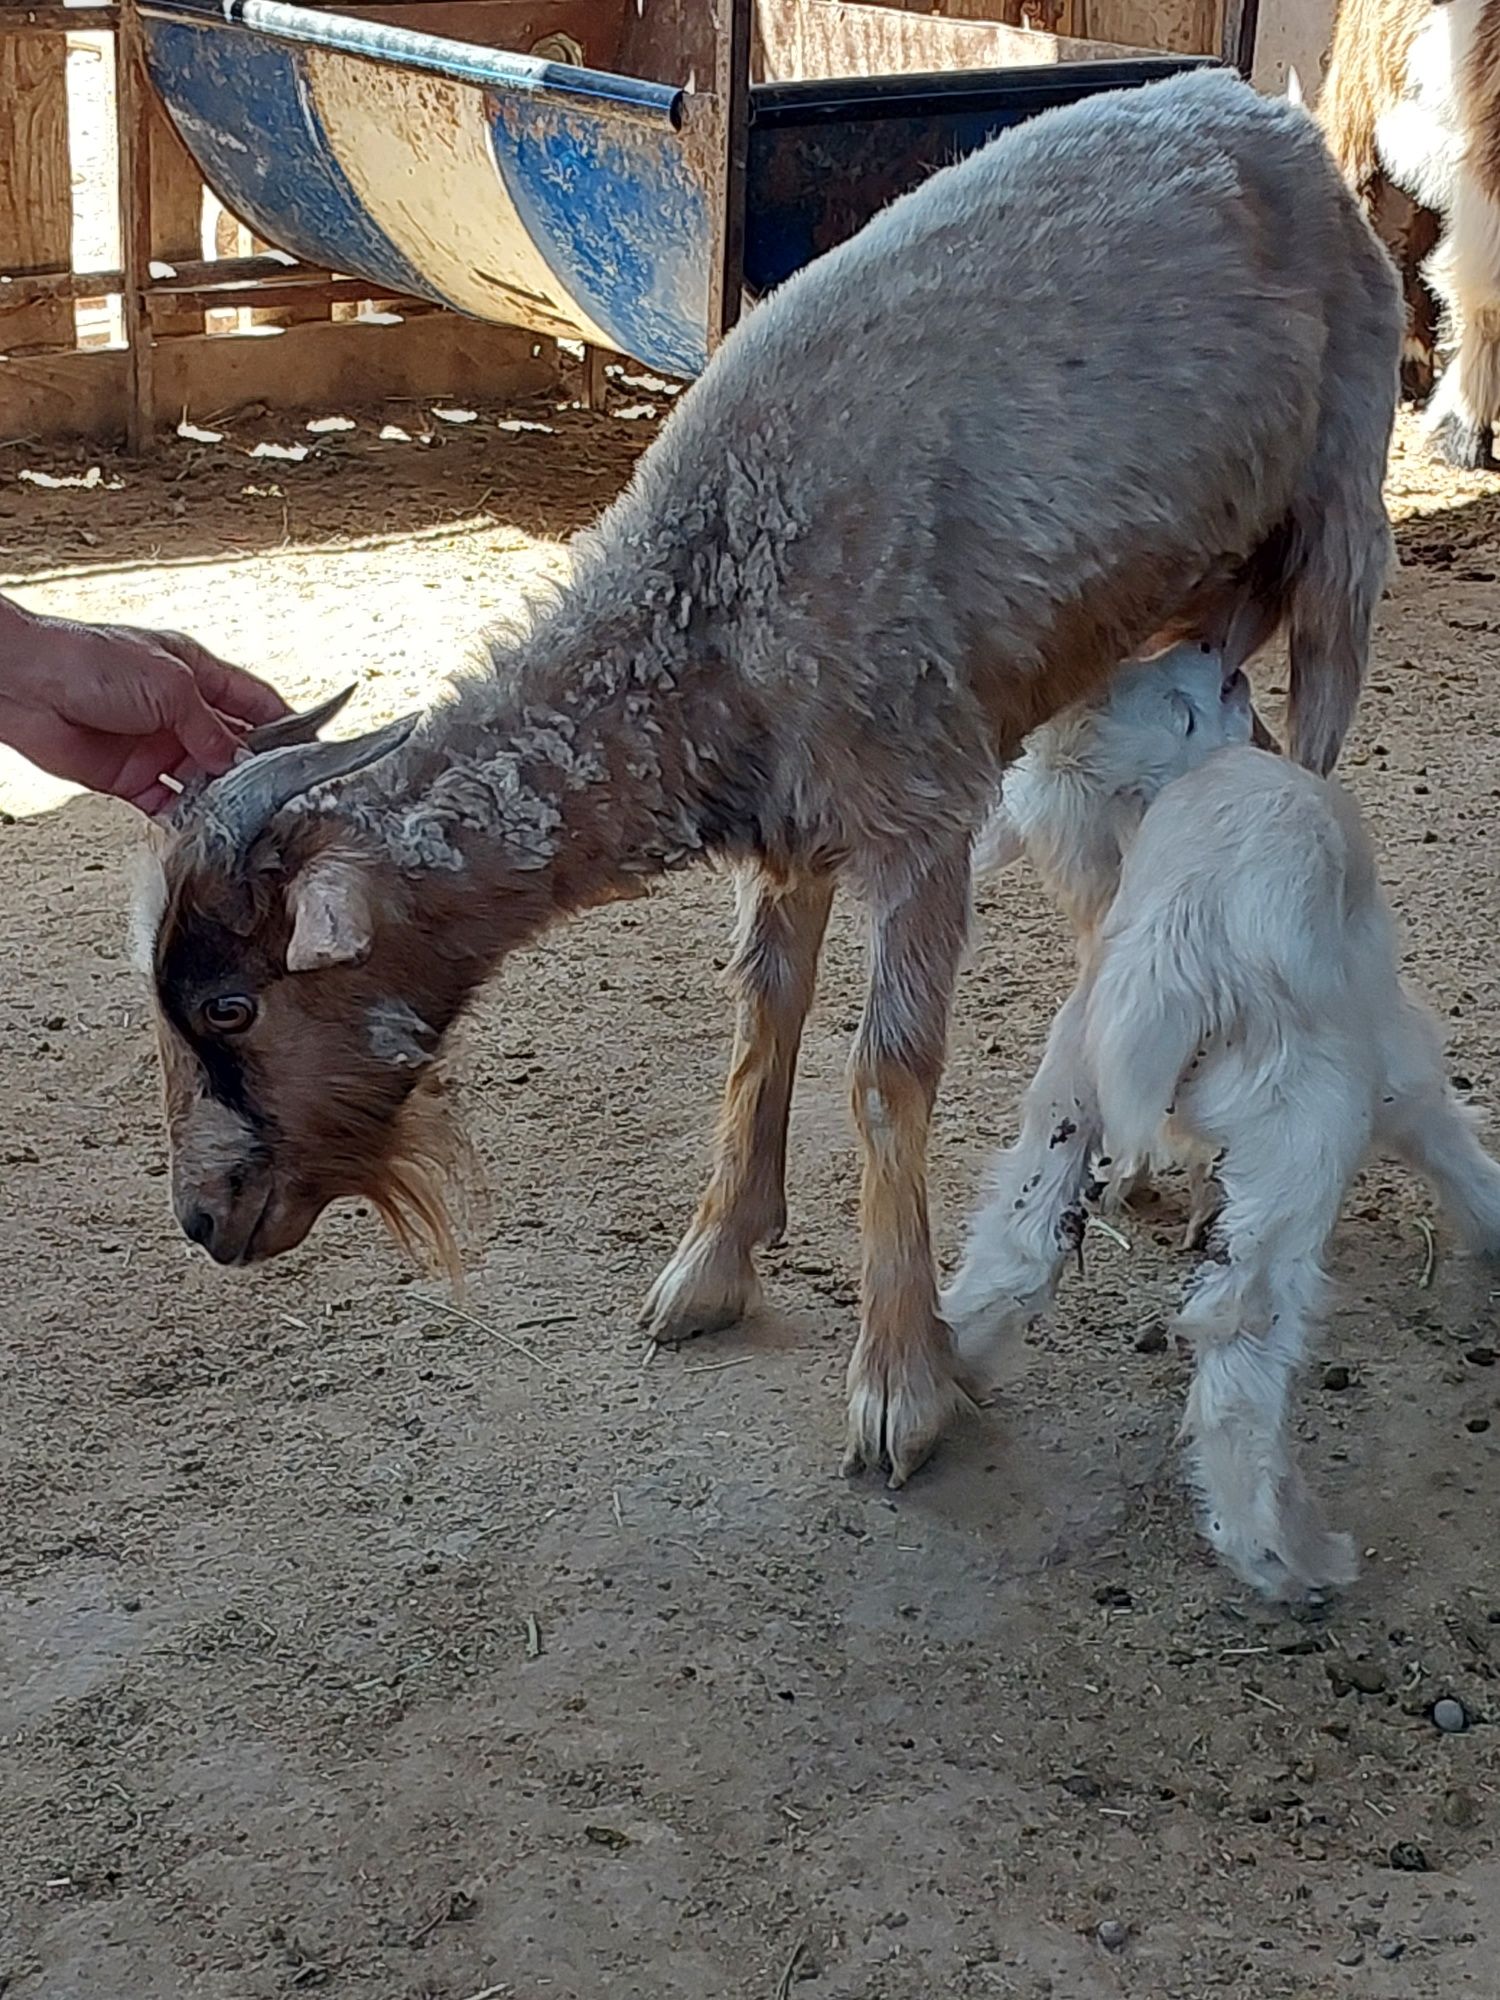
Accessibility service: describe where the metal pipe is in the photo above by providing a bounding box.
[140,0,688,129]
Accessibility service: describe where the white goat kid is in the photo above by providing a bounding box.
[947,647,1500,1599]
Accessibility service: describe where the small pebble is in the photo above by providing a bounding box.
[1330,1658,1388,1696]
[1388,1841,1430,1873]
[1466,1417,1491,1434]
[1377,1940,1405,1962]
[1466,1346,1497,1368]
[1060,1773,1103,1801]
[1134,1324,1168,1355]
[1433,1698,1468,1733]
[1094,1584,1133,1609]
[1322,1363,1352,1392]
[1096,1919,1128,1952]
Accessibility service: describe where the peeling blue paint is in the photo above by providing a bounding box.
[143,16,446,307]
[487,94,711,379]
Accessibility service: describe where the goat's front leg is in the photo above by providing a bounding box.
[941,975,1099,1373]
[843,849,974,1488]
[641,865,834,1345]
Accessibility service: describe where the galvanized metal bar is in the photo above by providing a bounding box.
[140,0,687,128]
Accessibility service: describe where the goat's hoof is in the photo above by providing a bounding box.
[842,1326,975,1489]
[1208,1508,1359,1604]
[639,1230,760,1347]
[1426,409,1496,472]
[942,1287,1042,1383]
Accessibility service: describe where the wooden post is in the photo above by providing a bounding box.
[115,0,156,449]
[705,0,751,353]
[582,343,609,411]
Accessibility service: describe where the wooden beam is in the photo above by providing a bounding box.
[0,310,559,440]
[150,278,423,313]
[115,0,155,448]
[706,0,751,350]
[0,7,117,33]
[0,35,73,353]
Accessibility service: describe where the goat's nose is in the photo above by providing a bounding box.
[183,1207,217,1252]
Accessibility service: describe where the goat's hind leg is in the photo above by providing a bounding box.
[844,846,974,1488]
[941,976,1099,1377]
[1375,995,1500,1257]
[641,865,834,1345]
[1177,1081,1367,1601]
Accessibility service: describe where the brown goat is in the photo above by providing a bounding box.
[1320,0,1500,464]
[142,71,1401,1487]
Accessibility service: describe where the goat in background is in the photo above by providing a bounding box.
[1320,0,1500,465]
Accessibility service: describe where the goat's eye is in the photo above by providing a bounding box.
[202,994,258,1035]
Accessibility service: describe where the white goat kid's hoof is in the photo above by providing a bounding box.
[1202,1484,1360,1604]
[842,1324,975,1489]
[639,1227,761,1346]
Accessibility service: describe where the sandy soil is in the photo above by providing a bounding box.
[1,397,1498,2000]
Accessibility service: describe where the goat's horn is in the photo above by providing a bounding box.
[245,683,357,753]
[205,714,420,845]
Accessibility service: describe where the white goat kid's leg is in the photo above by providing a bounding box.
[843,848,973,1489]
[941,977,1098,1376]
[641,866,834,1344]
[1375,996,1500,1256]
[1176,1075,1368,1601]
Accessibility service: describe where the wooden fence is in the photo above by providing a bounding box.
[0,0,558,447]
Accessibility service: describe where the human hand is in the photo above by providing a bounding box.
[0,596,290,815]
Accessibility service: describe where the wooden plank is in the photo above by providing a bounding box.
[0,310,559,440]
[152,277,419,312]
[619,0,716,88]
[0,8,118,33]
[1072,0,1218,54]
[755,0,1146,81]
[0,37,73,352]
[148,87,206,335]
[940,0,1078,32]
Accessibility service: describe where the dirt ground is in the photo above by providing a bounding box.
[1,391,1498,2000]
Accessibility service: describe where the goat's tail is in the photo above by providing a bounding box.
[1282,494,1394,776]
[1086,924,1217,1180]
[1282,190,1402,774]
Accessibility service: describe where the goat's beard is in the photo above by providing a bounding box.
[358,1073,476,1291]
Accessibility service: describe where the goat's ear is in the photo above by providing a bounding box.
[285,853,375,972]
